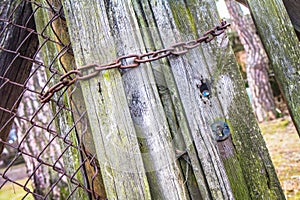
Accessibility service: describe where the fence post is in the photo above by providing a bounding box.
[246,0,300,135]
[62,0,284,199]
[33,1,91,199]
[63,0,188,198]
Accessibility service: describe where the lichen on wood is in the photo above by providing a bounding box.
[61,0,285,199]
[247,0,300,136]
[62,0,153,199]
[33,1,90,199]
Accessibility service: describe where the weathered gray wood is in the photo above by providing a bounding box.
[62,0,284,199]
[62,1,153,199]
[132,0,284,199]
[167,1,283,199]
[141,1,235,199]
[104,1,189,199]
[236,0,300,39]
[71,83,107,200]
[131,1,234,199]
[245,0,300,136]
[0,0,38,154]
[131,2,209,198]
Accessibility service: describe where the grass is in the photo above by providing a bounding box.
[0,178,34,200]
[259,117,300,200]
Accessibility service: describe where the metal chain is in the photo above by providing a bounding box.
[40,20,230,103]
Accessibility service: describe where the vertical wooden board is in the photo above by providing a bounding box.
[60,0,285,199]
[188,0,284,199]
[103,1,189,199]
[131,0,283,199]
[43,0,107,198]
[62,0,151,199]
[71,84,107,199]
[143,0,234,199]
[168,1,252,199]
[131,1,213,199]
[247,0,300,135]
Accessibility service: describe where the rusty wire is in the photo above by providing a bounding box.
[0,0,103,199]
[0,0,229,199]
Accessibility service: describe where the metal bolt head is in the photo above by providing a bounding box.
[211,121,231,141]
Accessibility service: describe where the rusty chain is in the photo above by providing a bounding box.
[40,20,230,103]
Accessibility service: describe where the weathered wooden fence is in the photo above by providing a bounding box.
[248,0,300,136]
[60,0,284,199]
[1,0,296,199]
[236,0,300,136]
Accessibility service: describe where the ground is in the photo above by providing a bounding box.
[0,117,299,199]
[259,117,300,199]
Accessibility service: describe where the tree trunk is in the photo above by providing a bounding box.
[62,0,284,199]
[0,0,38,154]
[15,62,67,199]
[224,0,276,122]
[243,0,300,136]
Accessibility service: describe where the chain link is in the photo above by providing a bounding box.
[40,20,230,103]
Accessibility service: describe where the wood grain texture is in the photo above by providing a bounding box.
[34,1,90,199]
[247,0,300,136]
[62,1,153,199]
[62,0,284,199]
[140,1,237,199]
[132,0,283,199]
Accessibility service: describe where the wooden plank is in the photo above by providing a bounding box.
[45,0,107,198]
[104,1,189,199]
[181,0,284,199]
[246,0,300,135]
[141,1,234,199]
[62,0,153,199]
[131,1,220,199]
[132,0,284,199]
[62,0,285,199]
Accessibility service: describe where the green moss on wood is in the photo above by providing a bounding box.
[169,1,197,35]
[247,0,300,135]
[33,2,89,199]
[225,86,285,199]
[223,156,250,199]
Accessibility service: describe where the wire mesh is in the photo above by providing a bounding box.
[0,1,103,199]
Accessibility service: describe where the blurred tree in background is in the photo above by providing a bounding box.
[224,0,276,122]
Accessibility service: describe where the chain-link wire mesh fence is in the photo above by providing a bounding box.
[0,1,104,199]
